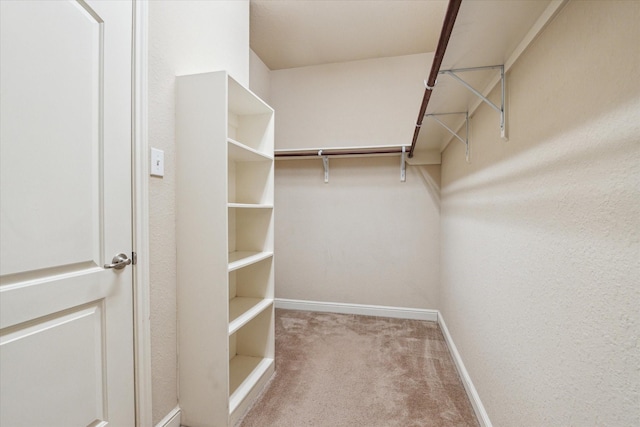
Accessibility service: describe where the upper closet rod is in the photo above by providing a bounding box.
[409,0,462,158]
[275,146,408,158]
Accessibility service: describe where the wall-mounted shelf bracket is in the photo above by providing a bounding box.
[439,65,506,139]
[319,150,329,183]
[424,112,469,162]
[400,146,406,182]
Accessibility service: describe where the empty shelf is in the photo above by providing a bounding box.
[229,298,273,335]
[228,138,273,162]
[228,203,274,209]
[229,356,274,415]
[228,251,273,271]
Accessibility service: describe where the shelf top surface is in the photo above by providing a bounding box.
[228,251,274,272]
[228,138,274,162]
[228,75,274,116]
[228,203,274,209]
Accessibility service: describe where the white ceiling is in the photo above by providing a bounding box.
[250,0,448,70]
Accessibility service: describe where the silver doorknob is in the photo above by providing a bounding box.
[104,253,132,270]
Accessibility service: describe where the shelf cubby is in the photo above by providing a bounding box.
[229,257,274,335]
[228,78,273,153]
[228,207,273,252]
[228,152,273,205]
[228,308,275,421]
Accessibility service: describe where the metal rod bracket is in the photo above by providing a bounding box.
[424,79,437,90]
[439,65,506,139]
[400,146,406,182]
[319,150,329,183]
[424,112,470,163]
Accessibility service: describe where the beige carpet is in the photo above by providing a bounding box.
[238,309,479,427]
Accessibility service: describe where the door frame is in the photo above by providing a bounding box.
[133,1,153,425]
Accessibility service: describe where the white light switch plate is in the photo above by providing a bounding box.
[150,148,164,177]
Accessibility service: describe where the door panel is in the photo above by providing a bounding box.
[0,1,135,426]
[1,304,106,426]
[0,0,102,276]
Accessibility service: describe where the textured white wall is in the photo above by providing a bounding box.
[440,1,640,426]
[249,49,271,104]
[271,54,440,309]
[276,158,440,309]
[148,1,249,424]
[270,53,431,148]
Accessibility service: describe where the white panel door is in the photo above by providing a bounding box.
[0,1,135,426]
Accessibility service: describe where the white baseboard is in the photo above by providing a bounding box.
[275,298,438,321]
[154,405,181,427]
[437,314,492,427]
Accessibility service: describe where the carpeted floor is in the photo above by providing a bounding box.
[238,309,479,427]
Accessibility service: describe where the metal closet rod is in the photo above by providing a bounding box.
[409,0,462,158]
[275,146,408,158]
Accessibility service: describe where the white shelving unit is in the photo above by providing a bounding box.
[177,71,275,427]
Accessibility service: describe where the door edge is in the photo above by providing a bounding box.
[132,1,153,425]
